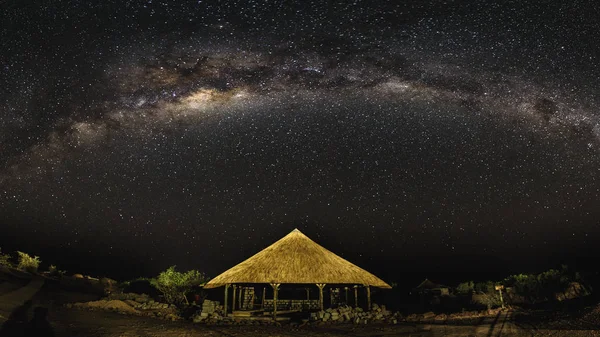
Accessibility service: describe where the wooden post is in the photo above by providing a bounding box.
[495,285,505,309]
[304,288,310,310]
[344,287,349,304]
[223,284,230,317]
[316,283,326,311]
[271,283,280,320]
[238,286,243,309]
[261,287,266,309]
[251,289,255,310]
[232,285,237,311]
[366,285,371,311]
[354,285,358,308]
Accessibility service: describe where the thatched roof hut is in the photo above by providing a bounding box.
[204,229,390,317]
[204,228,391,289]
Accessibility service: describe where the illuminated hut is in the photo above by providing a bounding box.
[203,228,391,319]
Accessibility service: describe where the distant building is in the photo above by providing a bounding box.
[414,278,450,296]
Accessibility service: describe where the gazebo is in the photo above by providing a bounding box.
[203,228,391,319]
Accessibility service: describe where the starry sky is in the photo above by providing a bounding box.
[1,0,600,282]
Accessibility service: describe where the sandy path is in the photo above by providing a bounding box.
[0,275,45,323]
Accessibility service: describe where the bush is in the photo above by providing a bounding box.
[474,281,496,294]
[472,291,502,309]
[150,266,208,305]
[0,248,12,268]
[121,277,160,297]
[456,281,474,295]
[17,251,41,273]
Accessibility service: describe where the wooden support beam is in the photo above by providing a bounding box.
[344,287,349,304]
[306,288,310,300]
[270,283,280,320]
[223,284,230,317]
[366,285,371,311]
[232,285,237,311]
[316,283,326,311]
[354,285,358,308]
[238,286,243,309]
[261,287,266,309]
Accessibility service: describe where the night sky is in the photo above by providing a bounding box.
[1,0,600,282]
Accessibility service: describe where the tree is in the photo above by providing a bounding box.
[150,266,208,305]
[0,248,12,268]
[17,251,41,273]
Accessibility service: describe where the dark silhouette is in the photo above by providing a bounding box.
[0,300,33,337]
[26,306,55,337]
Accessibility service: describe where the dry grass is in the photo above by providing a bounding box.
[204,229,390,289]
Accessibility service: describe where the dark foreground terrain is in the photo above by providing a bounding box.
[2,273,600,336]
[23,308,600,337]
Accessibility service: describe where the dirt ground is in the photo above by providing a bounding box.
[2,275,600,337]
[39,307,600,337]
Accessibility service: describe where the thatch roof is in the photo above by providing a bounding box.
[416,278,448,290]
[203,229,391,289]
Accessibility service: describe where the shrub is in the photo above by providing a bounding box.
[0,248,12,268]
[150,266,208,305]
[474,281,496,294]
[17,251,41,273]
[456,281,474,295]
[472,291,502,309]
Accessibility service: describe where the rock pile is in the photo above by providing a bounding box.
[192,300,225,323]
[66,293,181,321]
[189,302,510,326]
[310,304,401,324]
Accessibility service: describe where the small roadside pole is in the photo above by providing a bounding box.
[495,285,505,309]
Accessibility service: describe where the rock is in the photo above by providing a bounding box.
[423,312,436,320]
[165,313,180,321]
[124,300,138,308]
